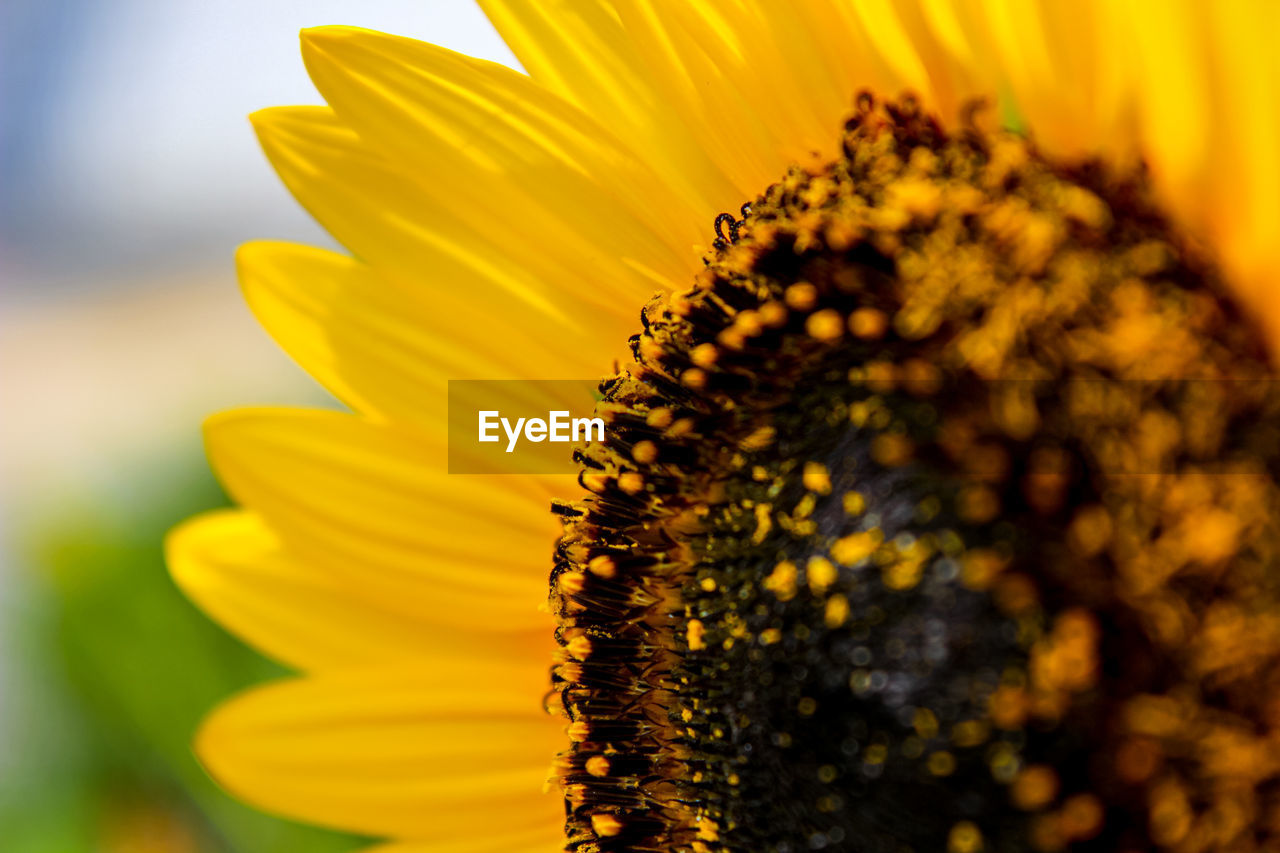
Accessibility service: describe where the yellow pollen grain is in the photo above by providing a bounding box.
[1012,764,1059,810]
[632,440,658,464]
[832,529,883,566]
[667,417,695,439]
[764,560,799,601]
[585,755,610,777]
[806,308,844,342]
[864,360,896,393]
[960,548,1008,590]
[824,594,850,628]
[951,719,990,748]
[690,342,719,368]
[913,708,939,739]
[824,220,858,251]
[957,484,1000,523]
[682,368,707,389]
[758,300,788,328]
[567,720,591,742]
[785,282,819,310]
[1183,508,1241,564]
[871,433,913,466]
[734,310,763,337]
[567,635,593,660]
[948,821,983,853]
[739,425,776,451]
[883,549,928,591]
[581,472,609,493]
[558,572,586,596]
[644,407,673,428]
[803,461,833,494]
[760,627,782,645]
[700,576,717,592]
[1060,793,1103,840]
[751,502,773,544]
[588,555,617,578]
[798,697,818,716]
[849,307,888,339]
[686,619,707,651]
[807,556,839,593]
[716,327,746,350]
[842,491,867,516]
[928,751,957,776]
[617,471,645,494]
[887,176,943,219]
[591,814,624,837]
[1067,504,1112,558]
[901,358,943,396]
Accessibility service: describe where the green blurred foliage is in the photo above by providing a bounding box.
[4,452,365,853]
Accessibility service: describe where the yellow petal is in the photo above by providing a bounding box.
[203,407,555,629]
[1195,0,1280,355]
[607,1,829,190]
[297,26,698,296]
[483,0,875,221]
[477,0,740,215]
[250,105,629,373]
[357,832,562,853]
[237,240,600,433]
[167,510,550,672]
[196,668,564,840]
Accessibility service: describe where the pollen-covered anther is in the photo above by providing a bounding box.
[645,407,674,429]
[617,471,645,494]
[802,461,832,494]
[784,282,818,311]
[587,555,617,578]
[557,571,586,597]
[580,471,610,494]
[690,343,719,368]
[805,308,844,342]
[757,301,787,328]
[590,813,624,837]
[566,635,593,660]
[632,440,659,464]
[686,619,707,651]
[738,426,776,451]
[848,306,888,339]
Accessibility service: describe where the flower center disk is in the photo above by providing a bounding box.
[550,95,1280,853]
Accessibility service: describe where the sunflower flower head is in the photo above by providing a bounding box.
[169,4,1280,853]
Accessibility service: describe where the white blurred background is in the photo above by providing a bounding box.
[0,4,519,850]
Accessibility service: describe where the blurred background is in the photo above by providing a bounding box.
[0,3,518,850]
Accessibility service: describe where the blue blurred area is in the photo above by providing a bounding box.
[0,0,518,293]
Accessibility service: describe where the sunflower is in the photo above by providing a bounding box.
[167,3,1280,852]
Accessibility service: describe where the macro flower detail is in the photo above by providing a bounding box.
[167,3,1280,853]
